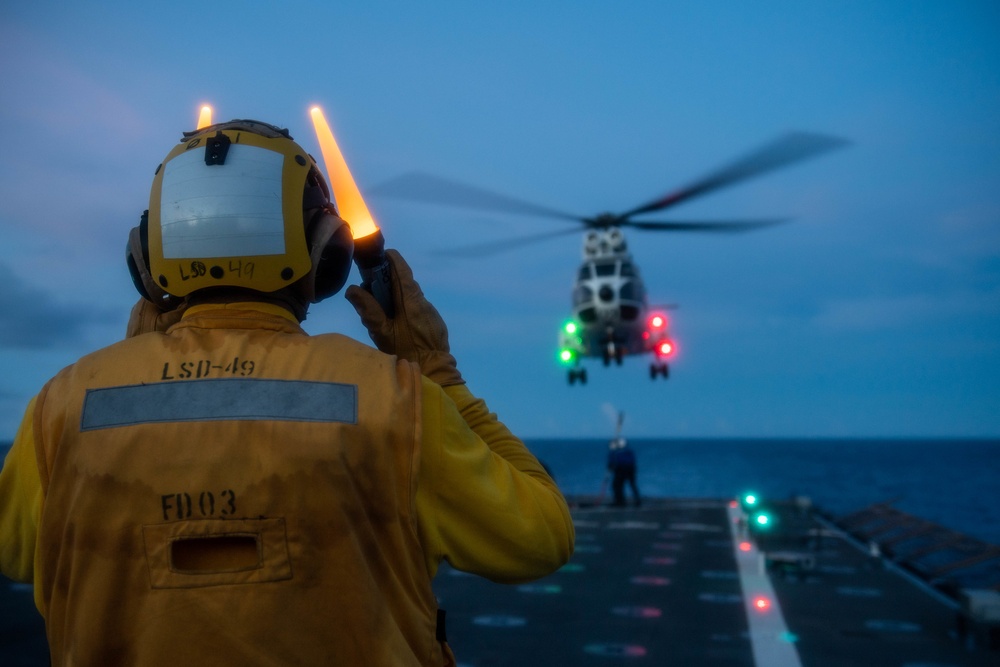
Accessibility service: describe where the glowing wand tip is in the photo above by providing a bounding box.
[309,106,379,240]
[196,105,213,130]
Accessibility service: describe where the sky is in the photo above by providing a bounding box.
[0,1,998,439]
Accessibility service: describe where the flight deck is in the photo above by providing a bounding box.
[2,497,998,666]
[435,497,999,666]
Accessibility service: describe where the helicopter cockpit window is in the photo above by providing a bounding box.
[619,282,635,301]
[573,285,594,306]
[594,262,616,277]
[620,262,635,277]
[578,265,592,281]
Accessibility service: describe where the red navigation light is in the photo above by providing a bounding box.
[648,314,667,330]
[658,341,674,356]
[739,541,752,552]
[753,596,771,611]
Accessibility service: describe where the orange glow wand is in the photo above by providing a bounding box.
[309,106,379,239]
[309,105,393,316]
[196,105,213,129]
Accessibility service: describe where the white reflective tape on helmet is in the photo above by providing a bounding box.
[161,145,286,259]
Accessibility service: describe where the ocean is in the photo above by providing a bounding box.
[527,438,1000,545]
[2,438,998,545]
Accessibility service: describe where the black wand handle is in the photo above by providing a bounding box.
[353,230,395,318]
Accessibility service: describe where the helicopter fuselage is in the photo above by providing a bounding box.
[559,227,674,383]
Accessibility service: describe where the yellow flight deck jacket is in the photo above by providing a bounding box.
[0,302,574,666]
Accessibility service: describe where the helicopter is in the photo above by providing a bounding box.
[370,132,848,385]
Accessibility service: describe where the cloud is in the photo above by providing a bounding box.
[0,22,160,244]
[810,288,1000,332]
[0,262,118,348]
[0,23,147,146]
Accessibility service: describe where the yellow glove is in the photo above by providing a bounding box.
[125,298,187,338]
[345,249,465,387]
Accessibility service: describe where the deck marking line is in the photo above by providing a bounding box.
[727,503,803,667]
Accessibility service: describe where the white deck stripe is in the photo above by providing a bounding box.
[727,503,803,667]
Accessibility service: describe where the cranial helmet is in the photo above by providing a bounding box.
[127,119,354,310]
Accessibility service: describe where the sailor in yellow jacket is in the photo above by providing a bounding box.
[0,119,574,666]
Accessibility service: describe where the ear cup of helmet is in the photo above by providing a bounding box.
[126,211,183,310]
[303,206,354,303]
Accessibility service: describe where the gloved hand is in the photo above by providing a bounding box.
[345,249,465,387]
[125,297,187,338]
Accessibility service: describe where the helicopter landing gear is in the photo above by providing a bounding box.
[650,362,669,380]
[568,367,588,385]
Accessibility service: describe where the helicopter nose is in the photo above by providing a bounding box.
[598,285,615,302]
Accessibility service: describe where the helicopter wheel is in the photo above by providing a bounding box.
[650,362,669,380]
[602,349,611,367]
[568,368,588,385]
[615,347,624,366]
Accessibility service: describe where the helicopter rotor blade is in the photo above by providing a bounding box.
[369,171,584,223]
[621,132,849,219]
[624,218,790,232]
[430,226,584,258]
